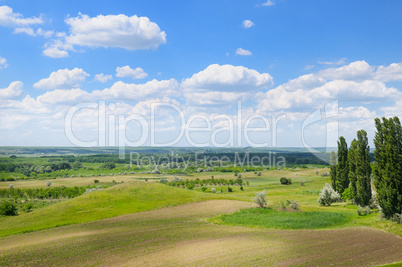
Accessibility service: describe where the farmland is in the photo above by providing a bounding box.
[0,162,401,266]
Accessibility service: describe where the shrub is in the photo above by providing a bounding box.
[46,181,52,187]
[318,183,341,206]
[279,200,287,210]
[159,179,168,183]
[240,186,244,191]
[257,172,262,176]
[391,213,402,224]
[280,177,291,185]
[187,185,194,190]
[321,171,330,177]
[227,186,233,192]
[211,188,216,193]
[290,200,300,210]
[253,190,267,208]
[144,178,148,182]
[0,200,17,216]
[23,202,34,212]
[201,187,207,192]
[300,181,305,186]
[357,206,371,216]
[94,179,99,184]
[238,173,242,179]
[9,184,13,189]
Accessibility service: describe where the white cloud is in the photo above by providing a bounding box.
[376,63,402,82]
[92,79,179,100]
[261,0,275,7]
[94,73,113,83]
[65,13,166,50]
[339,106,376,119]
[257,60,401,113]
[235,48,252,56]
[33,68,89,90]
[317,57,347,65]
[0,81,24,99]
[182,64,272,92]
[116,66,148,79]
[242,20,254,29]
[0,6,43,27]
[184,91,249,106]
[42,40,71,58]
[37,88,90,104]
[317,60,374,81]
[14,27,53,38]
[0,56,7,69]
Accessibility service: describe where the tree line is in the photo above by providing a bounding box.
[330,116,402,219]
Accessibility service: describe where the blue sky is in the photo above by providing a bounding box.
[0,0,402,148]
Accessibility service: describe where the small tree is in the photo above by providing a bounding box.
[318,183,341,206]
[0,201,18,216]
[253,190,267,208]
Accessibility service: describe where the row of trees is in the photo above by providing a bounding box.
[330,117,402,219]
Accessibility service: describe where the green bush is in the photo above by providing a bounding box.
[201,187,207,192]
[227,186,233,192]
[280,177,292,185]
[318,183,341,206]
[94,179,100,184]
[357,206,371,216]
[253,190,267,208]
[0,200,18,216]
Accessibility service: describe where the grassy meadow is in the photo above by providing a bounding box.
[0,167,401,266]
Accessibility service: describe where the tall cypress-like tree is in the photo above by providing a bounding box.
[329,151,337,191]
[348,139,358,201]
[374,117,402,218]
[355,130,372,206]
[336,136,349,194]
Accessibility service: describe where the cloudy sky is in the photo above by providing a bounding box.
[0,0,402,148]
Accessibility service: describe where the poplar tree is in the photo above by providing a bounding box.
[348,139,358,201]
[355,130,372,206]
[336,136,349,194]
[373,117,402,218]
[329,151,337,190]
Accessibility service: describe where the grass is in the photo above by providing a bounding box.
[0,200,401,266]
[220,208,353,229]
[0,181,219,237]
[0,167,401,266]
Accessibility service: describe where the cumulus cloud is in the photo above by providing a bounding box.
[33,68,89,90]
[376,63,402,82]
[0,81,24,99]
[0,5,43,27]
[242,20,254,29]
[182,64,272,92]
[92,79,179,100]
[317,60,374,81]
[37,88,91,104]
[94,73,113,83]
[339,106,377,119]
[42,13,167,58]
[116,66,148,79]
[235,48,252,56]
[66,13,166,50]
[257,60,401,113]
[0,56,7,69]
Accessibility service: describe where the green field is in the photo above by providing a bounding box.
[0,168,401,266]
